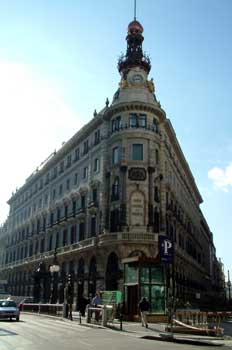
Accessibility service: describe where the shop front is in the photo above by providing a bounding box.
[123,256,166,320]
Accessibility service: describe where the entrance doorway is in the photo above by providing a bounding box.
[127,285,138,318]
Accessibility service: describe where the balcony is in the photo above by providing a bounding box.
[110,122,160,136]
[88,201,98,214]
[98,231,157,246]
[76,208,86,219]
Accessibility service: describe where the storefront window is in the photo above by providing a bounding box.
[151,266,164,283]
[151,285,165,313]
[140,267,149,283]
[140,285,149,300]
[125,264,138,283]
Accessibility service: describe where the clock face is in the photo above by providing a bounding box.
[131,74,144,84]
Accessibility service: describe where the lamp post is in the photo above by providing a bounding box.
[228,270,231,302]
[49,249,60,304]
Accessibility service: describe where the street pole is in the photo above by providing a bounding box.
[228,270,231,301]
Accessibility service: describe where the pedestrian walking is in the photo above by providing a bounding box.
[77,295,89,317]
[138,297,150,328]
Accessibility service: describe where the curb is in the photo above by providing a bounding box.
[141,334,225,347]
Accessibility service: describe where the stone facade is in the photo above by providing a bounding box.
[0,18,224,315]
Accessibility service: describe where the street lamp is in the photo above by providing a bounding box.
[49,249,60,304]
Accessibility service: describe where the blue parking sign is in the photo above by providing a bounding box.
[159,236,173,263]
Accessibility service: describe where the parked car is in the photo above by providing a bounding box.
[0,299,20,321]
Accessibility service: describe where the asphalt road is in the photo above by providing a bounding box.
[0,314,230,350]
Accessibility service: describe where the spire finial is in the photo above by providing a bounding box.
[134,0,137,20]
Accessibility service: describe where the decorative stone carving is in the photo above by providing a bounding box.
[130,191,145,226]
[128,167,146,181]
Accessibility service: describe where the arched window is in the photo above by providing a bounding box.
[77,258,85,303]
[106,252,119,291]
[111,177,120,201]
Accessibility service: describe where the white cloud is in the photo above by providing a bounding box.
[208,164,232,191]
[0,61,84,223]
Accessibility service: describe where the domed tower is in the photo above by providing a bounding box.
[112,18,160,106]
[102,18,167,319]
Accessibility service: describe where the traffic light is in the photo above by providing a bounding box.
[66,274,74,304]
[67,273,72,285]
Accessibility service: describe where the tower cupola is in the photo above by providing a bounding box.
[118,18,151,76]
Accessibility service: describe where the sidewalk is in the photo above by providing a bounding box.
[71,312,232,347]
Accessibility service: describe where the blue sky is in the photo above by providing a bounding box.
[0,0,231,281]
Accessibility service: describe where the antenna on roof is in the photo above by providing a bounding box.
[134,0,137,20]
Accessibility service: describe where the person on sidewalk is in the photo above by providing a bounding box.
[77,295,89,317]
[139,297,150,328]
[91,292,102,322]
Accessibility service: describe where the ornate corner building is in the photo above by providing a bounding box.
[0,18,225,317]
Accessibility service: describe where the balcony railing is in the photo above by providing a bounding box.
[98,232,157,245]
[110,123,159,136]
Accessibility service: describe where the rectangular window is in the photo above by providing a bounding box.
[52,188,56,200]
[66,178,70,191]
[132,144,143,160]
[63,229,67,246]
[129,113,137,128]
[42,217,46,232]
[94,158,99,172]
[79,222,85,241]
[112,147,119,164]
[138,114,147,128]
[92,188,97,203]
[90,217,96,237]
[155,149,159,164]
[50,212,54,226]
[72,200,76,215]
[74,148,80,162]
[65,206,68,220]
[66,154,72,168]
[57,208,60,222]
[83,140,89,155]
[81,195,86,209]
[56,232,60,248]
[59,161,64,174]
[45,173,50,185]
[53,167,57,179]
[74,173,78,185]
[39,179,43,190]
[58,184,63,197]
[112,116,122,132]
[152,118,158,132]
[94,130,100,145]
[71,225,76,244]
[83,166,88,179]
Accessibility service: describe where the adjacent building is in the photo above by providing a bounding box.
[0,18,224,318]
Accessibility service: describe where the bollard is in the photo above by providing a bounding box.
[102,305,107,326]
[86,305,91,323]
[63,303,68,318]
[120,312,123,331]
